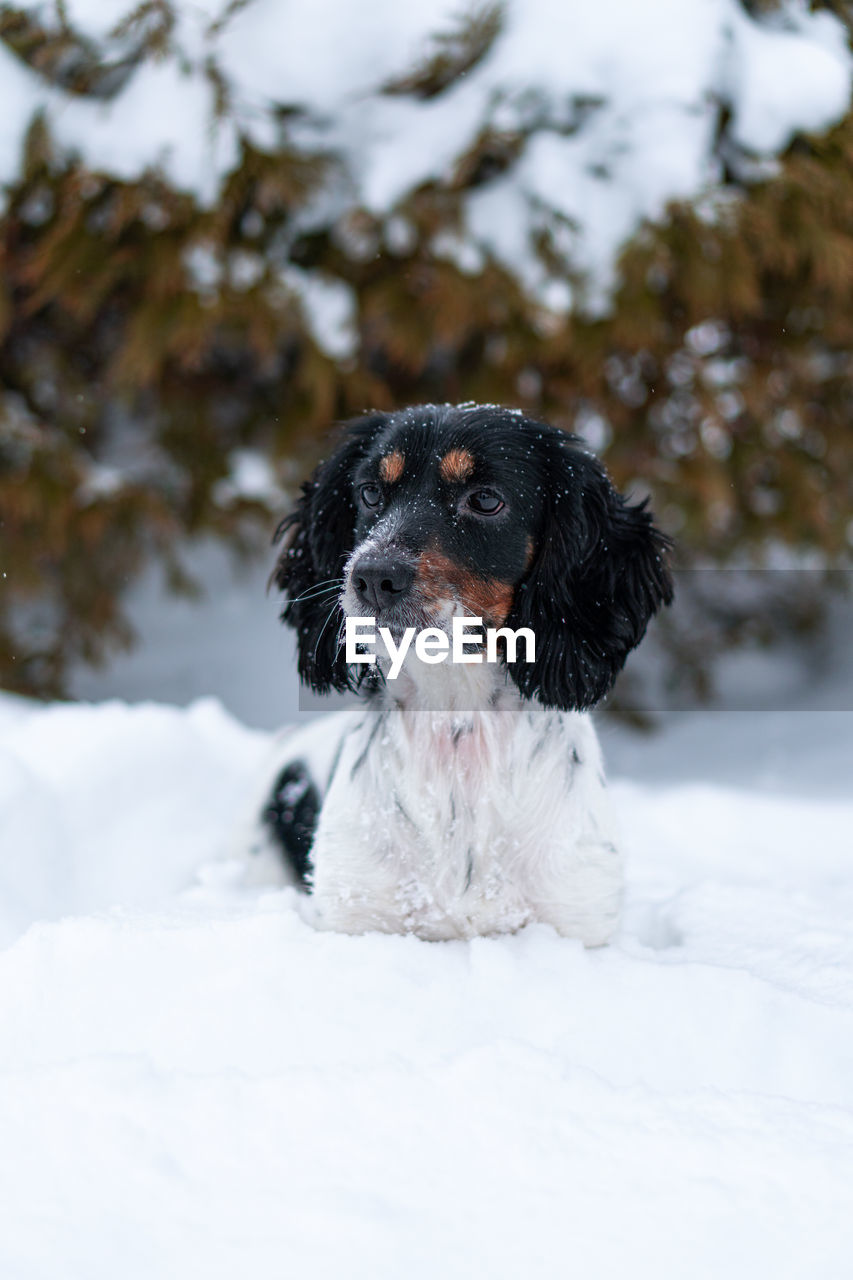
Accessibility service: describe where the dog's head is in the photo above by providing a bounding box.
[274,404,673,710]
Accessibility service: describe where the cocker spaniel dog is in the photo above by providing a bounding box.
[250,403,672,944]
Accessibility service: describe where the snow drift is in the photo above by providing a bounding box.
[1,690,852,1277]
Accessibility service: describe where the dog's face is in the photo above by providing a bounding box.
[340,410,541,633]
[275,404,673,710]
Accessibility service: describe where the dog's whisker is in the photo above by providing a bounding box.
[311,599,344,667]
[288,579,345,607]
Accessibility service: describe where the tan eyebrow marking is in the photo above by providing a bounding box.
[438,448,475,484]
[379,451,405,484]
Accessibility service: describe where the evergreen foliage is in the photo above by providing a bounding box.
[0,0,850,701]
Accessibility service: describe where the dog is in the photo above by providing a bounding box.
[250,404,672,943]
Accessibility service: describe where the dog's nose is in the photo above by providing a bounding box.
[351,556,415,613]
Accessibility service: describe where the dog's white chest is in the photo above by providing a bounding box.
[308,706,622,944]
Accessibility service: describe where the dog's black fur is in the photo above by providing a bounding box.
[273,403,673,712]
[262,762,321,886]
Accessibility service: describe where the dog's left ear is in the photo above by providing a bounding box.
[505,430,673,711]
[273,412,387,693]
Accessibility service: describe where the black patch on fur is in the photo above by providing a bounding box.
[393,793,420,833]
[262,761,320,891]
[272,412,388,694]
[503,424,673,710]
[350,714,383,780]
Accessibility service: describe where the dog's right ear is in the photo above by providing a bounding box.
[273,412,388,692]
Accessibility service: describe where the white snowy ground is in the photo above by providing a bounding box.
[2,552,852,1278]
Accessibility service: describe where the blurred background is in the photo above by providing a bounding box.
[0,0,851,729]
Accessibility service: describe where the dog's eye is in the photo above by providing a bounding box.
[360,483,382,509]
[465,489,505,516]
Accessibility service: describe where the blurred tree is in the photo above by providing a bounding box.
[0,0,850,702]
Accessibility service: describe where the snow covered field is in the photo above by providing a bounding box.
[2,555,852,1278]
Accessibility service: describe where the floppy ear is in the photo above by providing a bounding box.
[273,412,387,692]
[505,431,673,711]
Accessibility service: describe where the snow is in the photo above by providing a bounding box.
[726,7,852,153]
[281,267,359,360]
[1,0,850,306]
[3,545,853,1275]
[53,59,236,205]
[211,449,283,507]
[1,691,852,1275]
